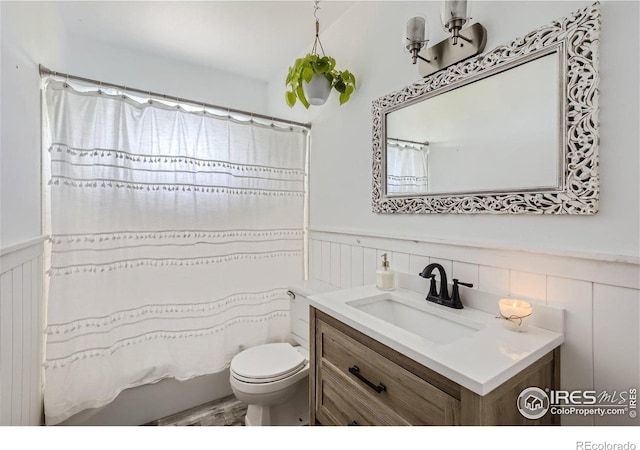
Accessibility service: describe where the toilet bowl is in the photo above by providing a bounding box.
[229,280,335,426]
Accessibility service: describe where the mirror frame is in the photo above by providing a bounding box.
[372,2,600,214]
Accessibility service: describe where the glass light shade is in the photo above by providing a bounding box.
[403,15,428,52]
[407,16,426,43]
[441,0,469,29]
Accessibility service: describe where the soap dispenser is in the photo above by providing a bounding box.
[376,253,395,291]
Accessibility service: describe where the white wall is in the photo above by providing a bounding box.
[266,1,640,259]
[1,1,269,251]
[0,1,67,250]
[60,31,268,117]
[266,1,640,426]
[0,1,268,425]
[0,0,67,426]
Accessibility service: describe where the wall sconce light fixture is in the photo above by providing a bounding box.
[405,15,428,65]
[405,0,487,77]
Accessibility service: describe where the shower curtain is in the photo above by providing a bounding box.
[41,80,307,425]
[386,140,429,195]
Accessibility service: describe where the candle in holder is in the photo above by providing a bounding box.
[498,298,532,332]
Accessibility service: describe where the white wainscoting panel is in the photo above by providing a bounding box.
[547,276,595,426]
[310,239,321,284]
[510,270,547,305]
[478,266,510,297]
[392,252,410,274]
[330,242,341,287]
[409,254,430,277]
[593,284,640,426]
[321,241,331,284]
[309,229,640,426]
[452,261,479,290]
[0,237,45,426]
[350,246,364,287]
[363,247,377,285]
[339,244,352,289]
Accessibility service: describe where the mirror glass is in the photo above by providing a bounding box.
[385,52,561,197]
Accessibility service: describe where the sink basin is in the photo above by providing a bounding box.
[347,293,483,345]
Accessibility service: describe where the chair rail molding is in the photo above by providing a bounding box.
[308,227,639,291]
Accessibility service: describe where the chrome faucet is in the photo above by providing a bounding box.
[419,263,473,309]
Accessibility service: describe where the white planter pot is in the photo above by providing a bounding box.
[303,74,331,106]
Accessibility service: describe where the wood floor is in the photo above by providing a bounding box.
[145,394,247,426]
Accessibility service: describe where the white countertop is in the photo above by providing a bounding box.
[309,284,564,396]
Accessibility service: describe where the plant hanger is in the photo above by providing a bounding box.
[285,0,356,108]
[311,1,325,57]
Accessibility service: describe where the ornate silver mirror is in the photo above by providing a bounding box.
[372,3,600,214]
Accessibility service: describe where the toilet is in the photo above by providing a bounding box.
[229,280,335,426]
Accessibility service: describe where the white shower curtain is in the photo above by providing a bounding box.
[386,140,429,195]
[42,80,307,425]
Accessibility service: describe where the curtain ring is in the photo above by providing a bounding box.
[98,81,103,95]
[226,108,231,119]
[270,116,275,128]
[249,112,254,123]
[122,85,127,100]
[64,73,69,88]
[289,119,294,131]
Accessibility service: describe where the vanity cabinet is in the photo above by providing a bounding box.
[310,308,560,426]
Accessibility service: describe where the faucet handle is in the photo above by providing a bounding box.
[427,274,438,298]
[450,279,473,309]
[453,279,473,288]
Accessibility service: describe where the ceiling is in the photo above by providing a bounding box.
[56,1,355,83]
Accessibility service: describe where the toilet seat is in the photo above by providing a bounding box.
[230,343,307,384]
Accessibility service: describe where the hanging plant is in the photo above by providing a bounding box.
[285,1,356,109]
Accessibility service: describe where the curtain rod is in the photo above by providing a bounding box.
[387,137,429,146]
[39,65,311,130]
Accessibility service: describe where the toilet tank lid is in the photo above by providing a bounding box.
[288,280,336,298]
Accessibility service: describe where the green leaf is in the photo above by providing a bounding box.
[314,60,329,74]
[286,66,296,85]
[302,66,314,83]
[284,52,356,106]
[286,91,297,108]
[296,85,310,109]
[325,72,334,84]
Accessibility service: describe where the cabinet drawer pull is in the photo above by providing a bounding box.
[348,420,359,426]
[348,365,386,394]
